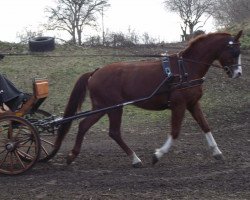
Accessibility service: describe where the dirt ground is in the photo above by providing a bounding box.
[0,52,249,200]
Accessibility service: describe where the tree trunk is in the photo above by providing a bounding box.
[71,30,76,44]
[189,23,194,35]
[77,29,82,45]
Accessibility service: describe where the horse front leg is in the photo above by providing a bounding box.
[187,101,223,160]
[153,103,186,165]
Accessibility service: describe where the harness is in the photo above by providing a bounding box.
[162,57,172,77]
[161,56,205,90]
[159,56,205,108]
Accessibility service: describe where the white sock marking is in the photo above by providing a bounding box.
[131,152,141,165]
[155,136,173,160]
[205,132,222,156]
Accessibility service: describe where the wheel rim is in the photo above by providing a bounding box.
[0,116,40,175]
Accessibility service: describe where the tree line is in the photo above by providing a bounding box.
[164,0,250,41]
[18,0,250,45]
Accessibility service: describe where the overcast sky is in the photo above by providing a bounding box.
[0,0,215,43]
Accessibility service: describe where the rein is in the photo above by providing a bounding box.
[179,57,222,69]
[2,52,244,69]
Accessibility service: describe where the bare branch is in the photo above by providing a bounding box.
[164,0,214,39]
[45,0,110,45]
[212,0,250,26]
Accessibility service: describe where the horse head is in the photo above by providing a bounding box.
[217,30,243,78]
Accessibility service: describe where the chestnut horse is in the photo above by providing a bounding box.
[53,30,243,167]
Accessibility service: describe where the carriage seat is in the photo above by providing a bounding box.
[5,78,49,112]
[4,92,31,112]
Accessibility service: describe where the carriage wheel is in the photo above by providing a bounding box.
[25,109,57,162]
[0,116,40,175]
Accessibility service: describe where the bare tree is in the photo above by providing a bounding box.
[16,27,43,44]
[212,0,250,27]
[141,32,157,45]
[164,0,213,40]
[45,0,109,45]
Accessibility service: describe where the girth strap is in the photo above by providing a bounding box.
[172,77,205,90]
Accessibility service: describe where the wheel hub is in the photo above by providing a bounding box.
[5,142,16,152]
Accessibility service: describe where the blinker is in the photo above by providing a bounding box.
[227,41,241,58]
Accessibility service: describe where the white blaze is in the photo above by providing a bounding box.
[232,54,242,78]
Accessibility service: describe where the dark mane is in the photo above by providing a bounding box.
[181,32,231,55]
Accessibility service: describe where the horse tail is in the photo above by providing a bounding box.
[52,71,93,153]
[63,72,92,119]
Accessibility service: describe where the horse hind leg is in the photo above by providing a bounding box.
[108,108,142,168]
[66,112,104,165]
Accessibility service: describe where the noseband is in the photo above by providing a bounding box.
[223,62,241,76]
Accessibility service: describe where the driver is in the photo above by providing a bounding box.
[0,54,27,111]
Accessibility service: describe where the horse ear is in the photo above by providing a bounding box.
[234,30,243,42]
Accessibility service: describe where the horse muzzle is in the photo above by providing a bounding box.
[224,64,242,78]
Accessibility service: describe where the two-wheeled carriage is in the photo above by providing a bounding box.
[0,78,58,175]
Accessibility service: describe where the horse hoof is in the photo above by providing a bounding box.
[132,162,143,168]
[66,152,76,165]
[152,154,159,165]
[213,153,224,161]
[39,148,59,163]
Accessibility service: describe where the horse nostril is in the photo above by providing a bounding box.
[238,72,242,76]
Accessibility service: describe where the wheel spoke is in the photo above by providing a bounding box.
[17,149,34,160]
[0,138,9,142]
[14,151,26,169]
[41,145,49,156]
[40,138,54,146]
[22,140,33,155]
[10,152,14,173]
[19,138,33,145]
[18,144,36,148]
[0,151,9,167]
[7,121,13,139]
[0,149,7,154]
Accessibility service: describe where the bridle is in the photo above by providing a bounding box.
[176,40,242,77]
[222,41,242,77]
